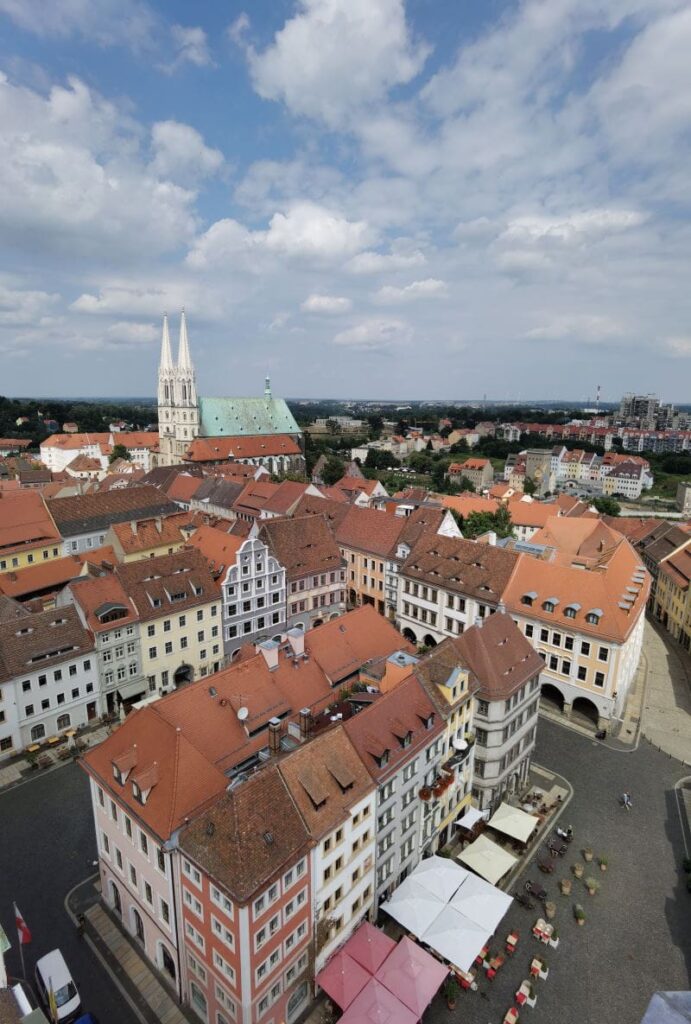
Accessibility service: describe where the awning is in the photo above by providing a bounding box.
[455,806,489,830]
[375,936,448,1015]
[380,878,444,936]
[338,978,418,1024]
[640,993,691,1024]
[117,679,147,701]
[458,834,518,885]
[405,854,467,903]
[340,920,396,974]
[421,905,493,974]
[487,802,540,844]
[450,872,513,933]
[316,951,370,1009]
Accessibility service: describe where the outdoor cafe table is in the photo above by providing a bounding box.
[506,930,519,954]
[474,944,490,966]
[456,968,477,991]
[529,958,542,978]
[504,1007,520,1024]
[532,919,553,944]
[515,981,532,1006]
[486,954,505,980]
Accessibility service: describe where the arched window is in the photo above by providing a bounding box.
[164,384,169,400]
[57,713,70,731]
[30,724,46,742]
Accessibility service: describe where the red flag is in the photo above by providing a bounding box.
[14,903,31,944]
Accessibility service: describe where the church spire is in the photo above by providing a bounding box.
[264,375,272,399]
[178,309,193,371]
[159,313,173,370]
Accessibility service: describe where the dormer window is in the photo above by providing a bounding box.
[376,750,390,768]
[132,781,143,803]
[113,765,125,784]
[542,597,559,613]
[400,731,412,749]
[586,609,602,625]
[564,607,576,619]
[521,591,537,607]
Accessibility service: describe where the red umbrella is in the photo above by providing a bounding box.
[316,951,371,1010]
[376,936,449,1015]
[341,920,396,974]
[339,978,419,1024]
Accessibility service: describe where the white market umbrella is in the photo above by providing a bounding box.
[450,872,513,933]
[421,905,492,974]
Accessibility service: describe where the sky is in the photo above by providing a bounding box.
[1,0,690,402]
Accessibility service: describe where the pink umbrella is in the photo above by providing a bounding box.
[316,950,371,1009]
[376,936,449,1014]
[341,920,396,973]
[339,978,419,1024]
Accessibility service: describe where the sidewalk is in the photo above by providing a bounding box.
[640,619,691,765]
[0,723,113,792]
[67,875,193,1024]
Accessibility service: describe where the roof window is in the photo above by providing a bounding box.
[521,592,537,606]
[586,609,603,625]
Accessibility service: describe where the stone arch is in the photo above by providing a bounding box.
[313,618,323,628]
[329,613,339,621]
[402,627,417,644]
[157,941,176,983]
[571,695,600,728]
[109,880,122,917]
[540,681,565,713]
[174,663,193,687]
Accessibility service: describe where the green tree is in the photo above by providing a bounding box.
[367,414,384,439]
[592,496,621,517]
[458,475,476,493]
[462,506,514,539]
[365,449,399,471]
[523,477,537,496]
[109,443,131,464]
[431,462,448,492]
[321,455,346,486]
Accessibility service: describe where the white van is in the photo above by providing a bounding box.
[34,949,82,1022]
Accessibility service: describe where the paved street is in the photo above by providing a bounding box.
[427,718,691,1024]
[642,619,691,763]
[0,763,140,1024]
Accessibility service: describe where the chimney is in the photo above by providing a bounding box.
[156,516,162,534]
[299,707,312,741]
[287,628,305,658]
[258,640,279,671]
[130,520,137,535]
[497,601,506,615]
[268,717,281,755]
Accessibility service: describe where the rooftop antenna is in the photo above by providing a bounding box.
[596,383,601,415]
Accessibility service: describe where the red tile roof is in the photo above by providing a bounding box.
[0,491,62,558]
[183,434,301,462]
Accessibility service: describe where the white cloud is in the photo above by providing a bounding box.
[246,0,429,127]
[0,0,155,47]
[150,121,223,183]
[333,318,411,352]
[166,24,214,71]
[301,294,352,314]
[664,336,691,358]
[345,248,426,275]
[185,219,254,270]
[0,73,197,259]
[0,281,60,325]
[71,287,174,316]
[374,278,446,304]
[104,320,158,344]
[500,209,647,246]
[525,314,624,343]
[227,12,249,46]
[264,202,373,259]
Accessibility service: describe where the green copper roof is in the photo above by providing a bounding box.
[199,396,300,438]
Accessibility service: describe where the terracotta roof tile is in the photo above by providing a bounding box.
[0,491,62,557]
[451,612,543,700]
[48,486,178,538]
[259,515,343,580]
[401,535,519,602]
[0,604,94,684]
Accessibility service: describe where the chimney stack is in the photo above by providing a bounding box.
[299,707,312,741]
[287,628,305,658]
[258,639,280,671]
[268,717,281,755]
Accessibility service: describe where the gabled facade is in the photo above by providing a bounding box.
[221,536,287,658]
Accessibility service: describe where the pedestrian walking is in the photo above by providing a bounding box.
[622,792,632,810]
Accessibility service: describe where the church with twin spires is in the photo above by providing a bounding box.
[156,312,302,468]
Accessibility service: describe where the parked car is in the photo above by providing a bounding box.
[34,949,81,1022]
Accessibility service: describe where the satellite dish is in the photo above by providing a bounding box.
[237,707,249,722]
[453,737,468,751]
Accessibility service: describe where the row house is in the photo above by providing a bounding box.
[396,535,519,647]
[0,605,99,759]
[258,515,346,632]
[178,767,313,1024]
[411,642,477,849]
[40,431,159,473]
[221,535,287,659]
[655,543,691,651]
[343,672,446,906]
[105,515,191,562]
[601,461,653,500]
[116,550,223,694]
[278,729,377,974]
[503,541,649,727]
[385,507,460,618]
[453,610,543,811]
[63,573,144,714]
[0,490,62,574]
[637,522,691,613]
[48,485,178,555]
